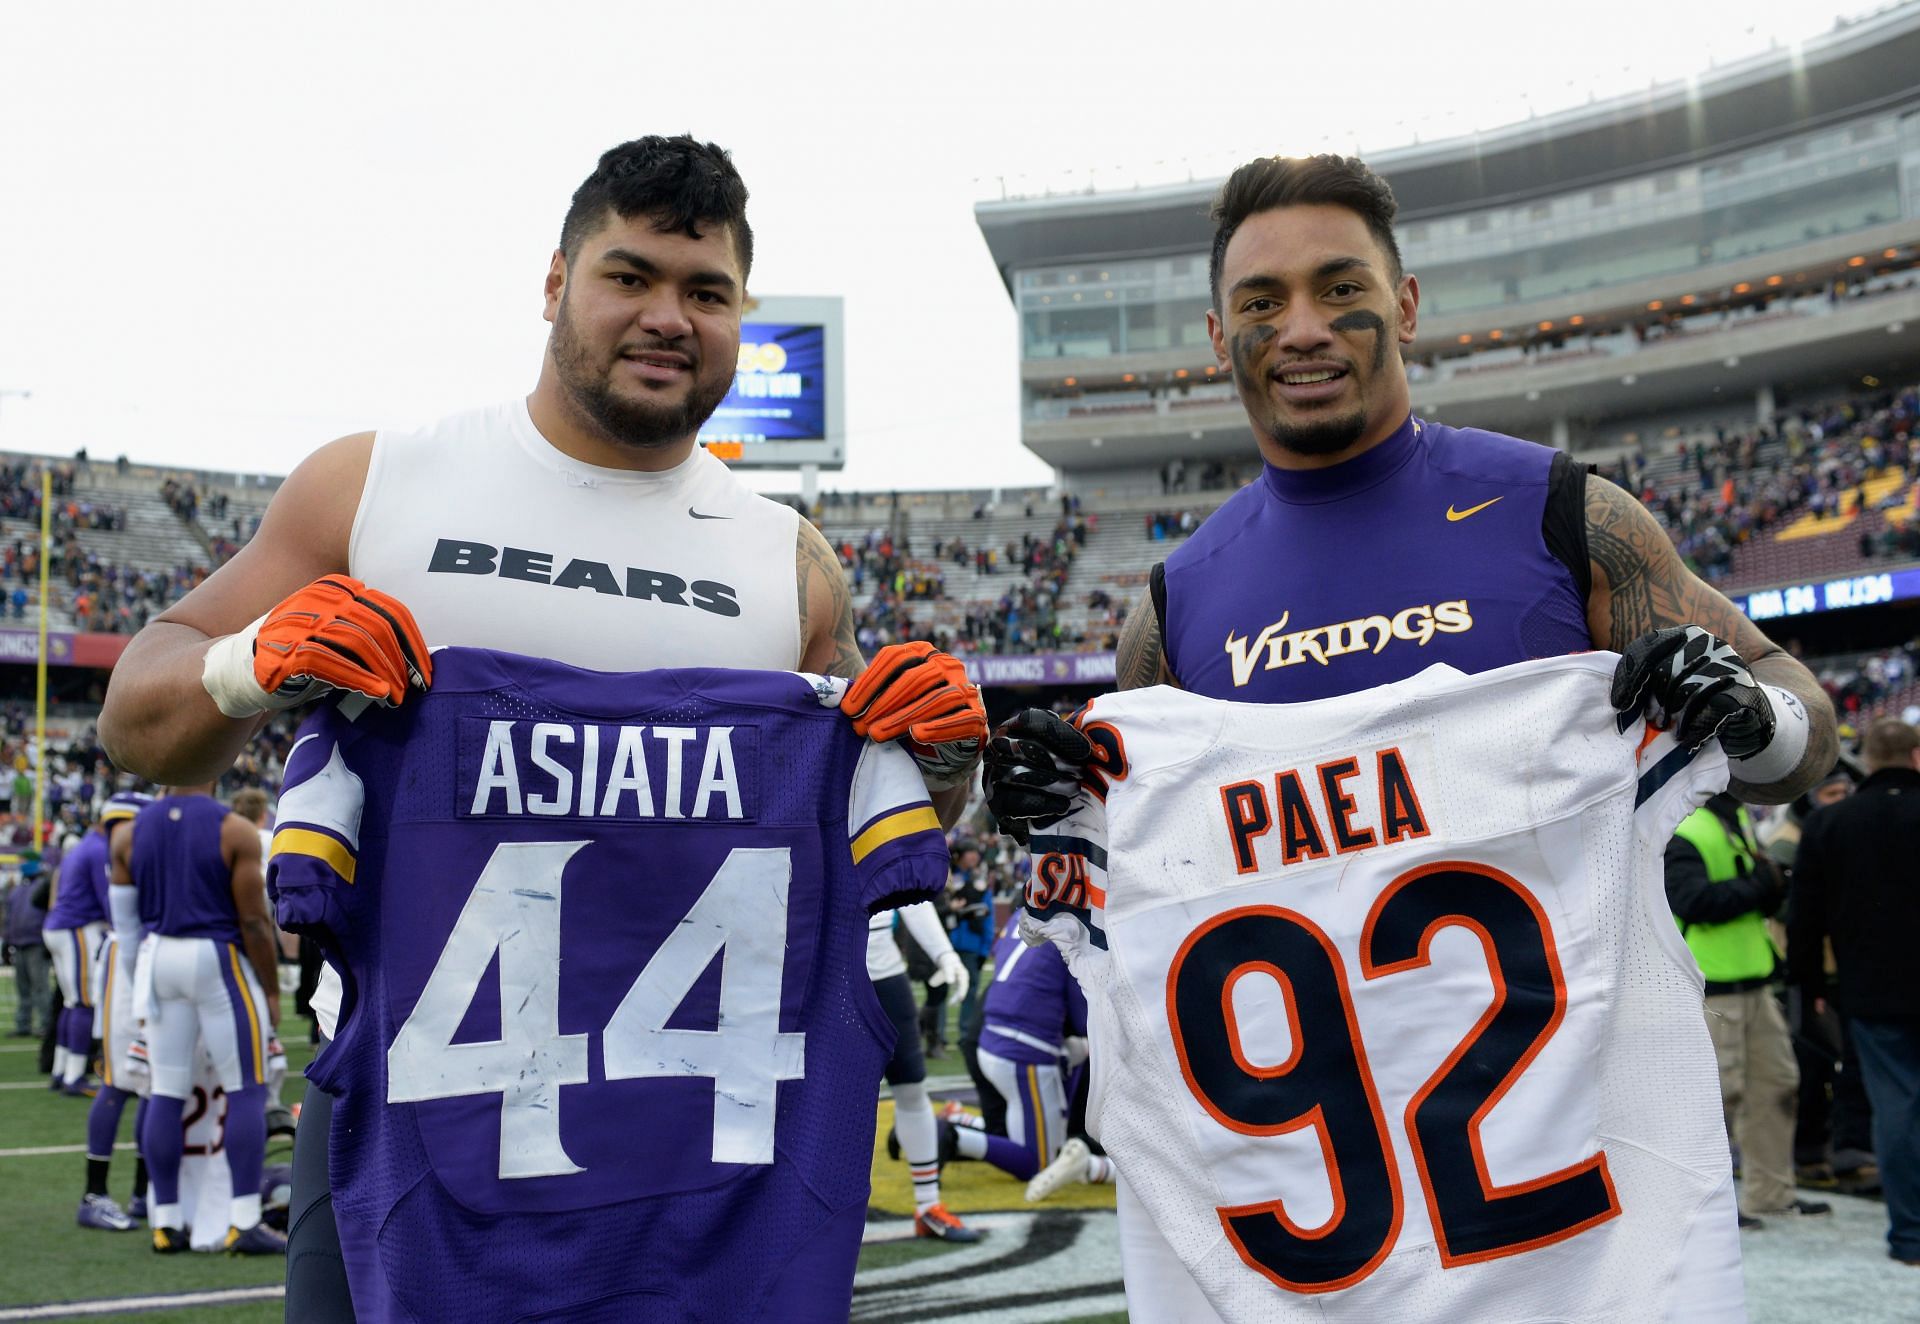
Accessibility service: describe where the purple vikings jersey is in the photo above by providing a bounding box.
[132,796,239,941]
[980,914,1086,1064]
[45,829,110,930]
[1162,416,1591,701]
[268,649,949,1324]
[53,793,151,926]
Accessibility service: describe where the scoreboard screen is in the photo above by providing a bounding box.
[700,323,826,443]
[697,295,843,469]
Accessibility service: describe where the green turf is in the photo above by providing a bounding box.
[854,1235,960,1273]
[0,974,309,1312]
[0,972,1125,1319]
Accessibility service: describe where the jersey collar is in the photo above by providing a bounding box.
[1259,414,1423,507]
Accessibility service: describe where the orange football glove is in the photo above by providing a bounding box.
[841,642,987,787]
[201,575,431,718]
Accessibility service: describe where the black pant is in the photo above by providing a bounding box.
[1793,990,1876,1164]
[286,1067,355,1321]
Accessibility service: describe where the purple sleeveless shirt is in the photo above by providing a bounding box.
[132,795,238,941]
[44,828,109,929]
[1162,416,1591,702]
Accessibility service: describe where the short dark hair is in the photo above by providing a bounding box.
[1209,154,1402,308]
[559,135,753,280]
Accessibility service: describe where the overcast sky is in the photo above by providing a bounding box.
[0,0,1870,494]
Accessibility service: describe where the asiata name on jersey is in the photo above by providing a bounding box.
[458,718,757,822]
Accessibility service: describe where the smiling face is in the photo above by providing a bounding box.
[541,209,744,455]
[1207,204,1419,469]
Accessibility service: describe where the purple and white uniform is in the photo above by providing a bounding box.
[969,914,1086,1181]
[269,649,949,1323]
[44,828,109,1013]
[131,796,271,1100]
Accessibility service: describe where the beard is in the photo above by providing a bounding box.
[550,297,734,451]
[1260,406,1370,457]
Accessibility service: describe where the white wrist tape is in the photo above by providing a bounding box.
[200,613,296,719]
[1729,684,1810,785]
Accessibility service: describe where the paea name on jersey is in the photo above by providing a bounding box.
[1021,655,1747,1323]
[268,649,949,1324]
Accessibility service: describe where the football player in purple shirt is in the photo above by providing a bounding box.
[948,913,1114,1196]
[113,786,283,1255]
[989,154,1836,830]
[68,792,153,1230]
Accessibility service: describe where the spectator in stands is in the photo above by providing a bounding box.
[1790,717,1920,1265]
[1666,793,1828,1228]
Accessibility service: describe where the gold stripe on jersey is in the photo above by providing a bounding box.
[272,827,357,884]
[850,807,942,865]
[227,945,265,1087]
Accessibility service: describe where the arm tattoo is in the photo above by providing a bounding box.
[1585,475,1838,802]
[1115,591,1172,690]
[796,521,865,680]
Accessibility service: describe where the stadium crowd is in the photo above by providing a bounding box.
[1595,381,1920,582]
[832,507,1106,656]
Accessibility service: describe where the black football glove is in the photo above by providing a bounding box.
[1609,626,1775,757]
[983,709,1093,846]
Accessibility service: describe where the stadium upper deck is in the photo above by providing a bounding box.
[976,3,1920,477]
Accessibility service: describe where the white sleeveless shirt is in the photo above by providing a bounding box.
[308,398,803,1035]
[349,398,801,670]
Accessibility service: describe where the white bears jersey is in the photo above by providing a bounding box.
[1021,654,1745,1323]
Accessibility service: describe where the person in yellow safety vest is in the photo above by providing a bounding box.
[1665,792,1831,1228]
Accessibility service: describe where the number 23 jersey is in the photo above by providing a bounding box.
[1023,653,1745,1323]
[269,648,949,1323]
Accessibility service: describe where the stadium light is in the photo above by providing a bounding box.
[1569,315,1585,327]
[1847,256,1867,267]
[1765,275,1783,286]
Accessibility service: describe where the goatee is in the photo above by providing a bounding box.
[550,300,733,450]
[1263,409,1370,457]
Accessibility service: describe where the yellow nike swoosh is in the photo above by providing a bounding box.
[1446,497,1504,522]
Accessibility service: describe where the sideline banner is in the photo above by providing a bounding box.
[962,652,1115,687]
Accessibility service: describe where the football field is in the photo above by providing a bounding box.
[0,973,1908,1322]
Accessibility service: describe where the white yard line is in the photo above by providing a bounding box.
[0,1141,134,1158]
[0,1286,283,1320]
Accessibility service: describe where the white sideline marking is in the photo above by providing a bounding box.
[0,1141,134,1158]
[0,1285,283,1319]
